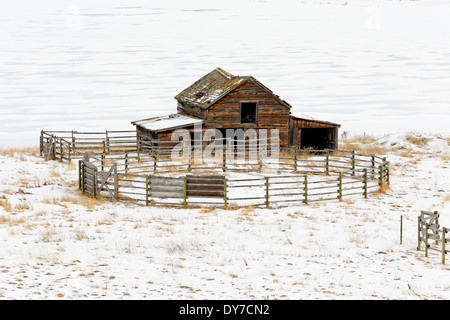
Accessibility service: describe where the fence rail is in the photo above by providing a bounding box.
[78,156,388,209]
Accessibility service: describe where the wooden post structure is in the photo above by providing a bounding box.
[442,227,447,265]
[224,178,228,208]
[325,151,329,175]
[145,175,149,206]
[417,216,421,251]
[400,215,403,245]
[60,139,63,162]
[425,224,429,257]
[371,155,375,179]
[338,172,342,202]
[183,177,187,207]
[40,130,43,157]
[364,168,368,199]
[387,161,390,185]
[222,147,227,172]
[351,151,355,176]
[304,175,308,205]
[78,160,82,189]
[294,147,298,171]
[93,167,97,198]
[115,172,119,201]
[265,177,269,208]
[379,165,384,191]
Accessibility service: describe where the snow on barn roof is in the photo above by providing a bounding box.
[132,113,204,133]
[174,67,249,109]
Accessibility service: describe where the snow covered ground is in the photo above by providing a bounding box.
[0,132,449,299]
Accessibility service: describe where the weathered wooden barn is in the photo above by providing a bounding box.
[132,68,340,150]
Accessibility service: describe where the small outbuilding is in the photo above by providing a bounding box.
[132,67,340,150]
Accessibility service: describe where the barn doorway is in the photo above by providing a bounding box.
[300,128,336,150]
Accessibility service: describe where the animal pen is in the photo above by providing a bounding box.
[40,130,390,208]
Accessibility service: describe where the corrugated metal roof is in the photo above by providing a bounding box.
[174,67,249,109]
[132,113,204,132]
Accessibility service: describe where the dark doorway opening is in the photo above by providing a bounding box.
[300,128,336,150]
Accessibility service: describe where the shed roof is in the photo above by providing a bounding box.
[132,113,204,133]
[290,114,341,128]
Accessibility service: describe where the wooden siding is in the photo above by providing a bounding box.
[204,78,291,147]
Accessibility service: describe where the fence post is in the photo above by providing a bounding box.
[379,165,384,191]
[93,167,97,198]
[425,224,429,257]
[60,139,63,162]
[304,175,308,205]
[442,227,447,265]
[400,215,403,245]
[40,130,43,156]
[364,168,368,199]
[222,147,226,172]
[294,147,298,171]
[105,130,109,153]
[224,178,228,208]
[125,153,128,173]
[188,147,192,172]
[351,151,355,176]
[265,177,269,208]
[78,160,82,189]
[387,161,390,185]
[338,172,342,201]
[417,216,421,251]
[145,175,149,206]
[326,151,329,175]
[371,155,375,179]
[115,172,119,201]
[183,177,187,207]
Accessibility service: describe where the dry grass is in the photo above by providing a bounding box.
[340,134,387,156]
[0,198,12,212]
[0,147,39,156]
[405,132,431,147]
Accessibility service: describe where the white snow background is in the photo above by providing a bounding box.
[1,0,450,299]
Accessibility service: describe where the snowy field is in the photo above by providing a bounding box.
[0,132,449,299]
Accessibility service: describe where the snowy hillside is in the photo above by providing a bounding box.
[0,132,449,299]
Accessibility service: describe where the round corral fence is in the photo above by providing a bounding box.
[40,130,389,208]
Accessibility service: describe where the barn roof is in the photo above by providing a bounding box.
[132,113,204,133]
[174,67,249,110]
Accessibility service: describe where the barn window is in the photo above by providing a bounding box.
[240,102,257,124]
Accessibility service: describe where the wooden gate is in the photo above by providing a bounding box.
[418,210,440,251]
[80,153,117,199]
[186,175,225,198]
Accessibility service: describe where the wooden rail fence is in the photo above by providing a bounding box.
[417,210,450,264]
[78,156,388,208]
[44,130,389,208]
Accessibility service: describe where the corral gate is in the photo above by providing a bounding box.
[80,153,117,199]
[186,175,225,198]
